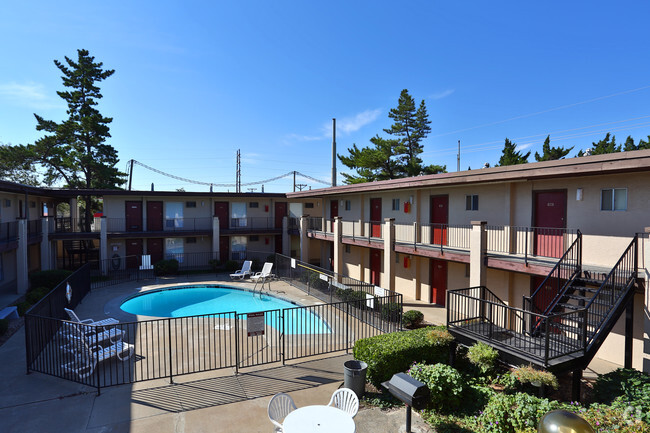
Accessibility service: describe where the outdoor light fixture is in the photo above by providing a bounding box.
[576,188,583,201]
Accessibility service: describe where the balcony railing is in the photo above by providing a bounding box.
[53,217,101,233]
[27,219,42,238]
[487,226,579,261]
[106,218,213,232]
[229,217,278,230]
[0,221,18,242]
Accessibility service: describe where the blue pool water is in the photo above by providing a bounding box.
[120,285,330,334]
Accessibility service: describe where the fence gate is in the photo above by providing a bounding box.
[235,309,283,369]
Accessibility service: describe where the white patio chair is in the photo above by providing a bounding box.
[61,334,134,379]
[64,307,119,329]
[60,321,124,347]
[230,260,252,279]
[251,262,273,282]
[327,388,359,418]
[267,392,297,432]
[139,254,153,270]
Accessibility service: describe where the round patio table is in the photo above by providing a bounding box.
[282,405,355,433]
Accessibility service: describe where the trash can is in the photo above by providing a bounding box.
[344,360,368,398]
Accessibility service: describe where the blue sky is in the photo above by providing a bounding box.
[1,1,649,193]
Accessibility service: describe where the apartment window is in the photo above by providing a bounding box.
[165,238,184,262]
[345,200,351,211]
[4,200,10,208]
[305,202,314,209]
[231,202,247,227]
[250,235,259,242]
[249,202,259,208]
[601,188,627,211]
[466,195,479,211]
[392,198,400,211]
[185,201,196,208]
[345,244,351,254]
[165,202,183,228]
[231,236,247,260]
[186,237,197,244]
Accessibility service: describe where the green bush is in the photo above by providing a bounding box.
[352,326,454,386]
[477,393,561,433]
[15,301,33,316]
[380,302,402,322]
[467,341,500,376]
[154,259,179,276]
[0,319,8,336]
[408,362,464,411]
[402,310,424,328]
[29,270,72,290]
[26,286,51,304]
[335,288,366,302]
[224,260,240,272]
[594,368,650,404]
[511,365,558,390]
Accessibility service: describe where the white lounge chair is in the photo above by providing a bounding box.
[61,332,134,379]
[327,388,359,418]
[230,260,252,279]
[60,321,124,346]
[64,307,119,329]
[251,262,273,282]
[268,392,297,432]
[139,254,153,270]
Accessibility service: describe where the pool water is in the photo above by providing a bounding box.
[120,285,330,334]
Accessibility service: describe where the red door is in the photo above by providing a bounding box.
[126,239,143,269]
[147,201,163,231]
[214,202,229,229]
[430,196,448,245]
[370,249,381,286]
[219,236,230,262]
[370,198,382,237]
[533,191,566,258]
[431,259,448,306]
[275,202,287,229]
[147,238,164,265]
[125,201,143,232]
[330,200,339,232]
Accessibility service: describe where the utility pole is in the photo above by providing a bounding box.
[128,159,134,191]
[293,171,296,192]
[457,140,461,172]
[236,150,241,193]
[295,184,307,191]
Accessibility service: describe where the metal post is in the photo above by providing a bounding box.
[345,301,349,354]
[168,318,174,384]
[234,314,240,375]
[406,405,412,433]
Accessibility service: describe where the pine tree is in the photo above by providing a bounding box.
[338,89,445,183]
[534,135,573,161]
[578,133,621,156]
[498,138,530,166]
[623,135,637,151]
[0,49,125,228]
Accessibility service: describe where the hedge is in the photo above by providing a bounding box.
[352,326,454,386]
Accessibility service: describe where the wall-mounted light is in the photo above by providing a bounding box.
[576,188,583,201]
[409,195,414,204]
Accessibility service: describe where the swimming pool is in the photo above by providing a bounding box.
[120,285,330,334]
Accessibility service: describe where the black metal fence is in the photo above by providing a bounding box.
[25,254,402,394]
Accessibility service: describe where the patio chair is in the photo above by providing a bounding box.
[230,260,252,280]
[60,321,124,346]
[139,254,153,270]
[327,388,359,418]
[61,332,134,379]
[251,262,273,282]
[267,392,297,432]
[64,307,119,329]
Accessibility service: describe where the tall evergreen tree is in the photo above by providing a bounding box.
[338,89,445,183]
[623,135,637,151]
[578,133,620,156]
[497,138,530,166]
[639,136,650,150]
[0,49,125,228]
[534,135,573,161]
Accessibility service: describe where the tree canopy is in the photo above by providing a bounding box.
[578,133,620,156]
[497,138,530,166]
[0,49,125,227]
[338,89,445,184]
[534,135,573,162]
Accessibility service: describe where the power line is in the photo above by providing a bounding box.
[129,160,329,189]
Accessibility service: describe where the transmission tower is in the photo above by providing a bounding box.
[236,149,241,193]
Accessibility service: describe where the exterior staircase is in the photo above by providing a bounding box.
[447,231,639,377]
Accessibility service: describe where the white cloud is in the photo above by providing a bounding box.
[336,109,381,134]
[430,89,455,100]
[0,82,60,109]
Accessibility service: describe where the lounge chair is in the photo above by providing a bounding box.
[230,260,252,280]
[268,392,297,432]
[64,307,119,329]
[327,388,359,418]
[60,321,124,346]
[139,254,153,270]
[251,262,274,282]
[61,331,134,379]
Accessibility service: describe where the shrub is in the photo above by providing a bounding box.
[29,270,72,290]
[594,368,650,404]
[352,326,453,386]
[15,301,33,316]
[511,365,558,390]
[408,362,464,411]
[402,310,424,328]
[0,319,8,336]
[380,302,402,322]
[335,288,366,302]
[477,392,561,433]
[223,260,240,272]
[467,341,499,376]
[26,286,50,304]
[154,259,179,276]
[208,259,220,271]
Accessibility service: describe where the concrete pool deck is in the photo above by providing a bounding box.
[0,274,620,432]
